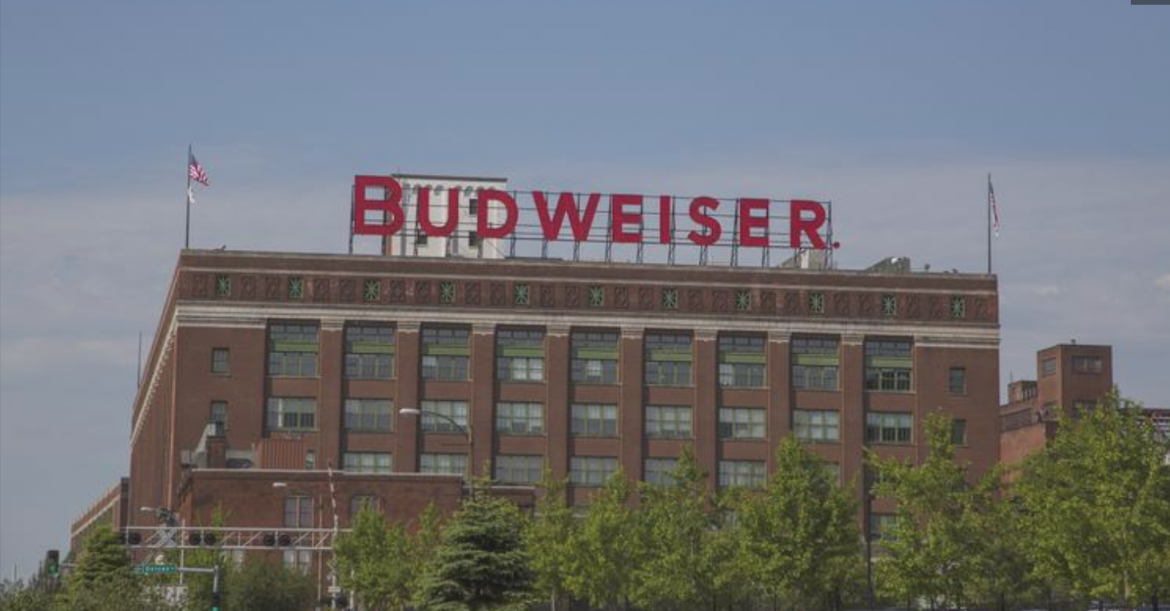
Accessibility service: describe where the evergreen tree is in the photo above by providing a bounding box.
[414,488,534,610]
[334,506,415,611]
[738,436,863,609]
[564,469,642,611]
[870,413,1000,609]
[57,524,138,609]
[527,470,578,611]
[1016,391,1170,605]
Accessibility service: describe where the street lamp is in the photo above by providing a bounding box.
[399,406,474,486]
[139,506,178,527]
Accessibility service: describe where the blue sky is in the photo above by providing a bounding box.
[2,0,1168,577]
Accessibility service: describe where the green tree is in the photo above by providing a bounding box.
[414,487,534,610]
[412,502,446,598]
[1015,391,1170,605]
[223,556,314,611]
[564,469,642,611]
[174,505,231,611]
[738,436,863,610]
[0,576,58,611]
[527,470,578,611]
[56,524,138,609]
[870,413,1000,610]
[631,447,742,611]
[334,506,415,611]
[969,493,1044,611]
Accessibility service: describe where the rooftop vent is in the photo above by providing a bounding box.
[866,256,911,274]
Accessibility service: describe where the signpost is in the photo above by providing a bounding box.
[134,563,178,575]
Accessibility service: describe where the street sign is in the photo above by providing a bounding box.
[134,564,178,575]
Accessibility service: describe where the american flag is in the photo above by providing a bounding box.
[989,176,1000,237]
[188,152,209,186]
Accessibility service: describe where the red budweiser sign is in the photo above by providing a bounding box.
[352,175,834,250]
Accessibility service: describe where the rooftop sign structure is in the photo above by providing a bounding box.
[351,174,837,267]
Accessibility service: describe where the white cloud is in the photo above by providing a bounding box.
[1156,273,1170,290]
[1034,285,1062,297]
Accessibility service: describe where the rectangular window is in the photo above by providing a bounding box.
[421,326,470,381]
[209,401,227,434]
[864,339,913,392]
[644,458,679,486]
[570,456,618,486]
[345,325,395,380]
[718,460,766,489]
[496,402,544,435]
[869,513,897,543]
[420,400,469,433]
[948,367,967,394]
[350,495,379,520]
[645,405,693,439]
[794,409,840,443]
[211,348,230,374]
[866,412,913,445]
[305,450,316,470]
[344,399,393,433]
[283,496,313,528]
[645,332,692,386]
[792,337,839,391]
[570,403,618,437]
[571,330,620,384]
[823,461,841,485]
[265,397,317,432]
[419,453,467,476]
[1073,356,1102,373]
[268,323,319,377]
[1042,357,1057,377]
[718,334,766,388]
[718,407,766,440]
[342,452,392,474]
[283,549,313,574]
[497,328,545,382]
[494,455,543,485]
[951,419,968,446]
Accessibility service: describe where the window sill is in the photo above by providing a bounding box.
[345,430,394,435]
[719,437,769,443]
[793,387,842,393]
[569,434,620,439]
[497,380,548,385]
[496,432,546,438]
[267,375,321,380]
[571,381,621,387]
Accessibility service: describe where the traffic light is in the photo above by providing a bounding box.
[45,550,60,576]
[210,590,222,611]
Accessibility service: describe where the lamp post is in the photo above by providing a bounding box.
[399,407,474,490]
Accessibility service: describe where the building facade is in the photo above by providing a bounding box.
[92,245,998,547]
[999,342,1169,465]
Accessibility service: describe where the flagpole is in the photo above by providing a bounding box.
[185,144,192,250]
[987,172,992,274]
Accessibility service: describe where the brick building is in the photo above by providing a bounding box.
[69,174,1004,582]
[999,342,1169,465]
